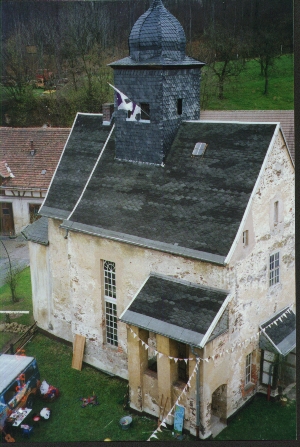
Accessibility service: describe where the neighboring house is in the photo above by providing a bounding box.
[0,127,69,235]
[22,0,295,439]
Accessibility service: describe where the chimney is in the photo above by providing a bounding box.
[102,103,114,125]
[30,140,36,156]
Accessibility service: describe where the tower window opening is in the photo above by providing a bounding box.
[177,98,183,115]
[140,103,150,121]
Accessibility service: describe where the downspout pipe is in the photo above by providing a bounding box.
[190,345,200,438]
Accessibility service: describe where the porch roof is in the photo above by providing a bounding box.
[22,217,49,246]
[259,308,296,356]
[119,273,229,347]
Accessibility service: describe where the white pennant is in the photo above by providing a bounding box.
[184,359,188,364]
[154,350,158,356]
[159,353,163,359]
[168,356,173,360]
[160,422,167,428]
[141,340,145,346]
[133,333,137,338]
[144,344,149,350]
[174,358,178,363]
[205,358,209,362]
[150,434,158,439]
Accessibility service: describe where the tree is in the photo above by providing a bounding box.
[0,240,22,303]
[195,24,247,100]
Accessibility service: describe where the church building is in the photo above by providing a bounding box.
[23,0,295,438]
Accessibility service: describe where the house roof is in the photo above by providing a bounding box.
[40,115,278,262]
[119,273,229,347]
[259,308,296,356]
[22,217,49,246]
[0,127,70,189]
[200,110,294,161]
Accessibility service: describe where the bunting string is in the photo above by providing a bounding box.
[125,303,294,365]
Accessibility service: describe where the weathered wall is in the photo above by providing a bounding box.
[28,241,51,327]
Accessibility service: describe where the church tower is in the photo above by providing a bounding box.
[110,0,204,165]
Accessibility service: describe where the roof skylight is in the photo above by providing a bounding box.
[192,142,207,156]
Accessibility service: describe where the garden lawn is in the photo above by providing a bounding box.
[202,54,294,110]
[215,394,296,441]
[9,332,296,443]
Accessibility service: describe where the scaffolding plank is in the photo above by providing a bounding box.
[72,334,86,371]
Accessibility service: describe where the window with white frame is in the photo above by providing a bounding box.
[269,252,280,286]
[104,260,118,346]
[245,352,252,385]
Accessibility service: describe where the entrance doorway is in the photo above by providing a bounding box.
[210,384,227,437]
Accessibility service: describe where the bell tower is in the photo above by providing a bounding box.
[110,0,204,165]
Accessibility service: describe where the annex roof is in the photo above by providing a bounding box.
[201,110,294,161]
[0,127,70,189]
[119,273,229,347]
[259,307,296,356]
[40,116,278,262]
[22,217,49,246]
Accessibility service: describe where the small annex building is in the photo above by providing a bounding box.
[23,0,295,439]
[0,127,69,235]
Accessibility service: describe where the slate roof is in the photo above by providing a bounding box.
[201,110,294,161]
[42,114,114,220]
[0,127,70,189]
[259,308,296,356]
[41,117,277,261]
[119,273,229,347]
[22,217,49,246]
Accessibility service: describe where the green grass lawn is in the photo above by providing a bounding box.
[215,394,296,441]
[202,54,294,110]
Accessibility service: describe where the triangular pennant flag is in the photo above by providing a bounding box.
[225,349,229,354]
[211,355,215,361]
[150,434,158,439]
[144,344,149,350]
[187,381,191,387]
[154,350,158,356]
[158,352,163,358]
[141,340,145,346]
[160,422,167,428]
[274,321,278,325]
[133,333,137,338]
[168,356,173,360]
[184,359,188,364]
[189,358,194,361]
[174,358,178,363]
[205,358,209,362]
[157,426,162,432]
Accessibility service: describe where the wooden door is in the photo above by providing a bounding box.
[0,202,14,235]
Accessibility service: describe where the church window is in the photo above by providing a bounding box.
[269,252,280,286]
[243,230,249,246]
[274,201,279,224]
[245,352,252,385]
[104,260,118,346]
[140,103,150,121]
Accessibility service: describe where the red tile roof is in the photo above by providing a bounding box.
[200,110,294,161]
[0,127,70,189]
